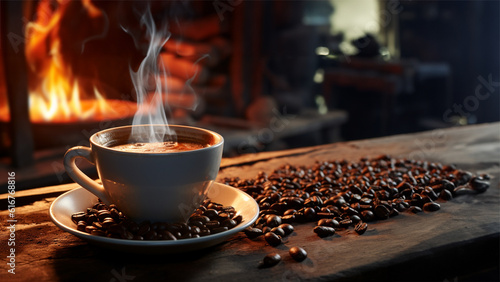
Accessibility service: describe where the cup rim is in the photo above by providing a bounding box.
[90,124,224,155]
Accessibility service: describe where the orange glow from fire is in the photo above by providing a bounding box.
[18,0,136,123]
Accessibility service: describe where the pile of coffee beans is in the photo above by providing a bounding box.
[221,155,490,267]
[71,199,242,240]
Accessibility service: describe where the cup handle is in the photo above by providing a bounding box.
[63,146,108,202]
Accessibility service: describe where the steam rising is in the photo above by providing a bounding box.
[126,7,174,143]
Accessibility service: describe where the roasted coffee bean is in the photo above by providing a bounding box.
[207,202,223,210]
[454,186,476,195]
[423,202,441,212]
[221,219,237,229]
[212,226,229,234]
[176,221,191,231]
[441,179,455,191]
[218,212,230,220]
[86,214,97,224]
[439,189,453,200]
[71,212,86,224]
[205,220,221,229]
[232,215,243,225]
[360,210,375,222]
[101,219,115,229]
[189,215,210,224]
[374,204,391,220]
[85,226,97,233]
[279,224,294,236]
[152,222,168,231]
[98,210,112,221]
[316,212,335,219]
[423,187,438,201]
[166,223,182,234]
[143,230,157,240]
[192,225,202,234]
[189,220,205,229]
[133,235,144,240]
[313,226,335,238]
[264,232,282,246]
[92,221,102,229]
[354,222,368,235]
[293,211,306,223]
[77,221,87,232]
[107,233,121,239]
[91,229,106,236]
[262,226,272,234]
[281,214,295,223]
[157,230,176,240]
[199,228,211,237]
[266,215,282,227]
[270,227,285,237]
[339,219,353,228]
[244,227,263,239]
[470,177,490,193]
[341,206,360,216]
[137,222,151,236]
[480,174,491,180]
[349,215,361,224]
[457,171,473,185]
[123,220,139,233]
[303,207,317,221]
[304,195,323,207]
[289,246,307,262]
[317,218,337,228]
[87,208,98,215]
[261,253,281,268]
[320,207,331,213]
[110,208,120,220]
[204,209,219,219]
[389,208,400,217]
[222,206,236,213]
[408,206,422,213]
[121,230,134,240]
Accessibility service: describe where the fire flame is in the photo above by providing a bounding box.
[23,0,135,123]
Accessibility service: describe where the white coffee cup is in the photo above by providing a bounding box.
[63,125,224,223]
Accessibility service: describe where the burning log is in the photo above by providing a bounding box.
[155,75,186,93]
[163,37,232,67]
[164,39,212,59]
[160,92,198,110]
[159,53,210,85]
[154,73,228,98]
[169,15,228,41]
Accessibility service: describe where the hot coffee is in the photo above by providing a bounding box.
[112,141,207,153]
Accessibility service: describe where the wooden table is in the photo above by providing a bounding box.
[1,123,499,281]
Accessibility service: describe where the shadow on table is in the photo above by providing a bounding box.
[51,240,226,281]
[335,228,500,282]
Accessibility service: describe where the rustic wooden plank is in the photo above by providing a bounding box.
[0,182,78,201]
[0,123,498,281]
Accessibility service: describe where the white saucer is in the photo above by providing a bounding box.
[49,182,259,254]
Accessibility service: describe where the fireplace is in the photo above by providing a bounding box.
[0,0,347,191]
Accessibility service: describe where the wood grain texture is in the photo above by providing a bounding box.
[0,122,499,281]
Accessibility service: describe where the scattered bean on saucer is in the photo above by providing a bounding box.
[221,155,490,267]
[71,199,243,240]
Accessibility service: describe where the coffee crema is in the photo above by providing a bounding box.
[112,141,208,153]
